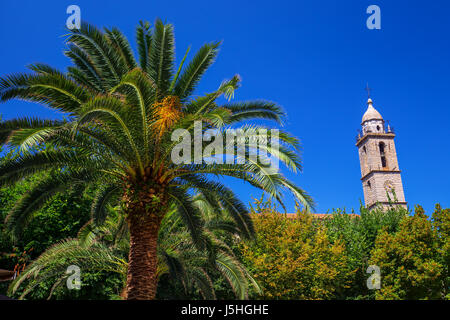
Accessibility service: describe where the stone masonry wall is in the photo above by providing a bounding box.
[357,133,406,208]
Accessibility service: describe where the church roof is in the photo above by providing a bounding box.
[251,211,360,219]
[284,213,359,219]
[362,98,383,123]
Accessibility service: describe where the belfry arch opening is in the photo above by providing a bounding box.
[379,142,387,168]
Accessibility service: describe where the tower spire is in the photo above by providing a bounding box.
[365,83,371,99]
[356,90,407,210]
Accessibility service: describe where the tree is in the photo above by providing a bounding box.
[369,206,446,299]
[0,19,311,299]
[0,171,93,297]
[324,204,408,299]
[431,204,450,299]
[9,197,260,300]
[240,199,352,299]
[7,215,128,300]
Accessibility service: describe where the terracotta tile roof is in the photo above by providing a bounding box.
[283,213,359,219]
[250,209,360,219]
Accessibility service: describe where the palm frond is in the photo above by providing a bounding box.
[168,187,205,248]
[148,19,175,96]
[0,72,90,114]
[136,20,152,72]
[104,27,137,71]
[223,100,285,124]
[66,22,124,87]
[4,169,98,240]
[65,44,105,92]
[169,45,191,92]
[173,42,220,100]
[8,238,127,299]
[27,63,63,75]
[91,184,120,225]
[0,118,65,146]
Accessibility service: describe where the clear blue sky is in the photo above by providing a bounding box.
[1,0,449,215]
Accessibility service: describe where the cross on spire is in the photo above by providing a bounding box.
[365,83,371,99]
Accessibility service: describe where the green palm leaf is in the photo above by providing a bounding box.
[1,19,312,300]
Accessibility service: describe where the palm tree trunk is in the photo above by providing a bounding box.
[126,210,162,300]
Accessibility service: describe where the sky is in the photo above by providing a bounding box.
[0,0,449,215]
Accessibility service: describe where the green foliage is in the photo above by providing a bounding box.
[240,199,353,299]
[432,204,450,299]
[3,210,128,299]
[1,18,445,301]
[369,205,448,299]
[324,204,408,299]
[0,19,311,298]
[8,198,259,300]
[0,19,312,224]
[238,198,448,300]
[0,176,90,257]
[0,151,121,299]
[0,174,97,298]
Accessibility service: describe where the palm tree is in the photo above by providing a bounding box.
[9,198,260,300]
[0,19,313,299]
[158,194,261,299]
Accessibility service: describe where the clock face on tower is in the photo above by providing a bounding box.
[384,180,395,192]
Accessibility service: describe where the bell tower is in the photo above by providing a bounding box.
[356,97,407,209]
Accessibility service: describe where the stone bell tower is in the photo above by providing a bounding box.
[356,97,407,209]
